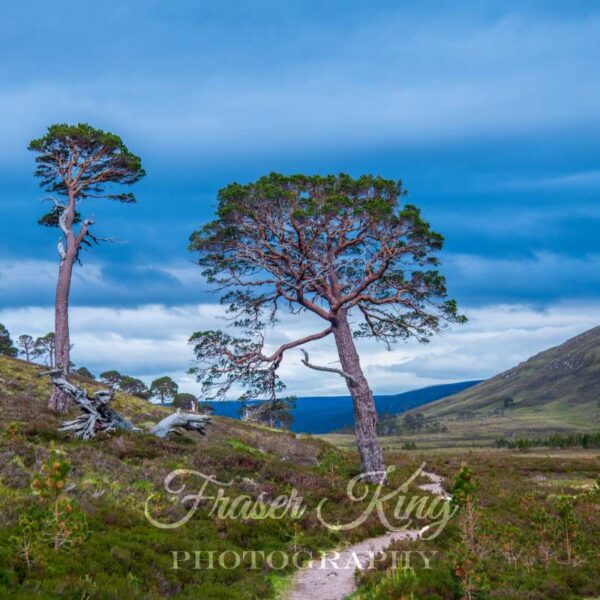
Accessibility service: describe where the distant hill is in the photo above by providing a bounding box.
[389,326,600,447]
[207,380,482,434]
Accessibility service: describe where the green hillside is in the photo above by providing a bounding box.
[0,355,399,599]
[374,326,600,448]
[2,355,600,599]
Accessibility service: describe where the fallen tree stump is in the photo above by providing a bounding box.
[41,369,211,440]
[150,411,210,438]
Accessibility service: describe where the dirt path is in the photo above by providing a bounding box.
[287,470,449,600]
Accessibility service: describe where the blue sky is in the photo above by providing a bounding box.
[0,1,599,395]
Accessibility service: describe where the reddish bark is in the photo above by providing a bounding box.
[190,174,465,481]
[333,310,385,481]
[50,242,75,411]
[49,190,86,412]
[29,124,144,412]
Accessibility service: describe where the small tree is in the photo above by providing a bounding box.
[99,370,123,388]
[74,366,95,380]
[29,123,145,412]
[119,375,149,399]
[0,324,17,357]
[173,393,198,411]
[33,333,56,367]
[404,412,425,431]
[197,401,215,416]
[189,174,465,481]
[451,465,484,599]
[17,334,35,362]
[241,399,294,430]
[150,376,179,405]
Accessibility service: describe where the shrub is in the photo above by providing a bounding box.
[11,447,88,572]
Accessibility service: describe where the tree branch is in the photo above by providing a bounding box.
[299,348,357,386]
[264,326,333,363]
[57,238,66,262]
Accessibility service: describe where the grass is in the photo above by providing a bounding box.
[378,326,600,446]
[351,448,600,600]
[1,355,600,599]
[269,572,294,599]
[0,355,422,599]
[535,476,598,489]
[329,408,600,451]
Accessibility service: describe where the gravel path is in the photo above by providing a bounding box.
[287,470,449,600]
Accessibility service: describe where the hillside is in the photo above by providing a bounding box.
[0,355,415,599]
[207,380,482,433]
[3,355,600,599]
[368,326,600,448]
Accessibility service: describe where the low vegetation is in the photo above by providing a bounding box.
[352,451,600,600]
[386,327,600,447]
[496,432,600,451]
[0,355,419,598]
[2,355,599,599]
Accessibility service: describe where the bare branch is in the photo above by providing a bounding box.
[299,348,357,386]
[150,410,211,438]
[39,369,210,440]
[58,203,70,237]
[57,238,66,262]
[264,326,333,363]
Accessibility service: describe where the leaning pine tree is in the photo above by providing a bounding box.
[29,124,145,411]
[189,174,465,482]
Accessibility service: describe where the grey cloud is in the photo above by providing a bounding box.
[1,301,598,397]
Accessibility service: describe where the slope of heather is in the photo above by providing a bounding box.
[0,355,415,599]
[345,326,600,449]
[417,325,600,421]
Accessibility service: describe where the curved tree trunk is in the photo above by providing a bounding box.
[332,310,385,483]
[49,249,75,412]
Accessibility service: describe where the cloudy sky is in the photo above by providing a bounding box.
[0,1,599,397]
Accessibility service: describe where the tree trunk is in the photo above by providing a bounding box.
[150,410,211,438]
[332,310,386,482]
[42,369,211,440]
[49,252,75,412]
